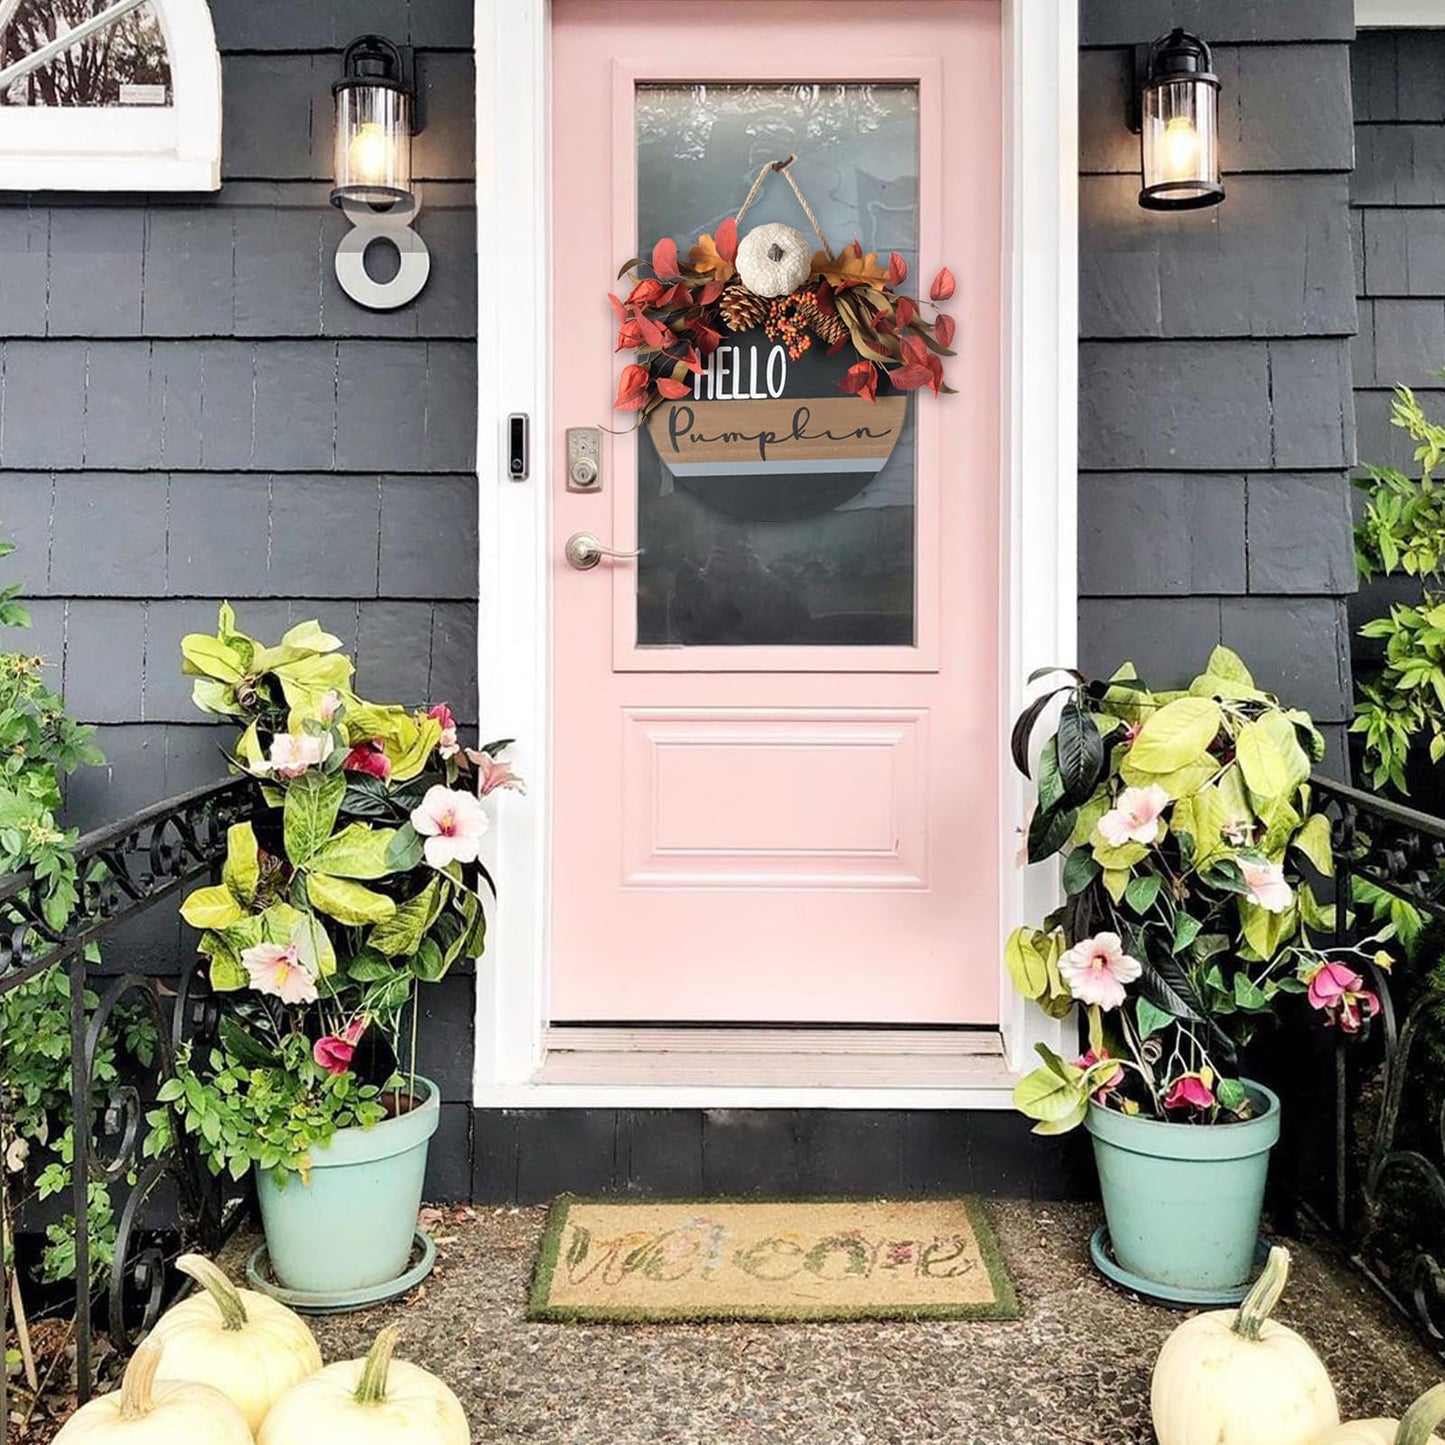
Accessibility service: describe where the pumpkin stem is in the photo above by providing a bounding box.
[175,1253,249,1331]
[354,1325,401,1406]
[1231,1244,1290,1341]
[119,1339,164,1419]
[1397,1383,1445,1445]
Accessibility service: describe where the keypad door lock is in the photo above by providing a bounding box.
[566,426,603,492]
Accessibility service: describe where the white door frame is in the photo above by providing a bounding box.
[472,0,1077,1108]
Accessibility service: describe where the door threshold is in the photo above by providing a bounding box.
[529,1025,1013,1093]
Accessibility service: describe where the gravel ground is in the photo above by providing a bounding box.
[225,1200,1441,1445]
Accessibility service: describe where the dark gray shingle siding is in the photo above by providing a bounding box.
[1079,0,1358,734]
[0,2,478,841]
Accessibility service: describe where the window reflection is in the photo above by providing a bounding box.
[0,0,172,108]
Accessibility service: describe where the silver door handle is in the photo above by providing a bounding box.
[565,531,643,570]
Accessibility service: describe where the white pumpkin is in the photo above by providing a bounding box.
[259,1326,469,1445]
[734,222,812,298]
[147,1252,322,1433]
[1316,1384,1445,1445]
[54,1339,253,1445]
[1150,1246,1339,1445]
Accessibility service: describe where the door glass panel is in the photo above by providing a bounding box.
[635,83,919,647]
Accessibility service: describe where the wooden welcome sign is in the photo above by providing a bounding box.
[642,336,908,521]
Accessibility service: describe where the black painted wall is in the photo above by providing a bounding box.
[1078,0,1358,770]
[0,0,480,1195]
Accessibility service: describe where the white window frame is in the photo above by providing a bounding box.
[1356,1,1445,24]
[473,0,1077,1109]
[0,0,221,190]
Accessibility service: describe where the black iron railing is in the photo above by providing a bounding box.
[0,777,256,1417]
[1312,775,1445,1358]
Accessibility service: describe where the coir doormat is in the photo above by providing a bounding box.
[528,1196,1018,1323]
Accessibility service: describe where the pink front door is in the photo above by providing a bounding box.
[550,0,1002,1025]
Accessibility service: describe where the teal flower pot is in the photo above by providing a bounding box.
[1086,1080,1280,1293]
[256,1076,439,1297]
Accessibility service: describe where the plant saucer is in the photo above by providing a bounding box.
[1089,1226,1270,1309]
[245,1229,436,1314]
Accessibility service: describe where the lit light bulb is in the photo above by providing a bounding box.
[1160,116,1201,182]
[348,122,393,185]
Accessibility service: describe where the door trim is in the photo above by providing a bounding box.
[473,0,1076,1108]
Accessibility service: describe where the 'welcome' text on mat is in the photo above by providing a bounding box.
[529,1197,1018,1323]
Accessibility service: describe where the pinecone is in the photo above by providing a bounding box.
[798,294,849,347]
[719,282,768,333]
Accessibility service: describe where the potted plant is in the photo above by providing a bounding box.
[148,606,521,1304]
[1007,646,1383,1300]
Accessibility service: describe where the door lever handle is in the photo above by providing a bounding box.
[565,531,644,570]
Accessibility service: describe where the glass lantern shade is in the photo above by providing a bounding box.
[1138,30,1223,211]
[332,37,414,207]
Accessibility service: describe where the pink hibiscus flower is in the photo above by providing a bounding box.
[1163,1073,1216,1112]
[241,941,318,1005]
[1057,932,1144,1011]
[313,1015,369,1076]
[1098,784,1170,847]
[1304,959,1381,1035]
[343,739,392,780]
[428,703,459,760]
[256,731,333,780]
[474,752,525,797]
[410,784,489,868]
[1240,858,1293,913]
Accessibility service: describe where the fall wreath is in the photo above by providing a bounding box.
[610,155,957,419]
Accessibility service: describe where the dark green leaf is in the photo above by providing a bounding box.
[1027,804,1077,864]
[1056,698,1105,805]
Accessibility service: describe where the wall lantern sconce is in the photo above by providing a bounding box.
[331,35,431,310]
[1129,28,1224,212]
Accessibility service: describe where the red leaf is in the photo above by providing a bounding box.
[715,216,738,264]
[900,333,929,367]
[838,360,879,404]
[655,376,692,399]
[697,279,725,306]
[813,279,837,315]
[681,345,703,375]
[607,292,627,321]
[628,277,667,307]
[888,251,908,286]
[934,313,956,349]
[614,363,651,411]
[638,311,672,349]
[690,321,722,356]
[666,281,693,309]
[895,295,918,329]
[652,237,681,281]
[929,266,956,302]
[890,363,934,391]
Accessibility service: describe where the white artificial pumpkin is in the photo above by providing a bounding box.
[734,222,812,298]
[54,1339,253,1445]
[1150,1245,1339,1445]
[259,1325,469,1445]
[147,1252,322,1433]
[1315,1384,1445,1445]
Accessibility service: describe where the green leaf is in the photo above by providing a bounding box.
[308,823,397,880]
[1056,698,1105,804]
[221,822,261,904]
[1027,803,1077,864]
[411,937,447,982]
[1004,928,1049,999]
[305,874,396,926]
[385,823,425,873]
[180,633,247,682]
[282,769,347,866]
[1013,1051,1087,1128]
[368,878,442,957]
[1234,716,1308,803]
[1215,1077,1249,1114]
[346,948,395,982]
[1233,972,1270,1011]
[1126,697,1223,775]
[1061,847,1101,896]
[1124,874,1162,915]
[1204,645,1254,687]
[1135,997,1175,1037]
[1290,811,1335,877]
[180,883,244,930]
[1102,867,1130,904]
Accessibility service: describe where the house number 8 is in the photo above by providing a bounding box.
[334,195,431,310]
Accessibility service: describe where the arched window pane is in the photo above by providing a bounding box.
[0,0,172,109]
